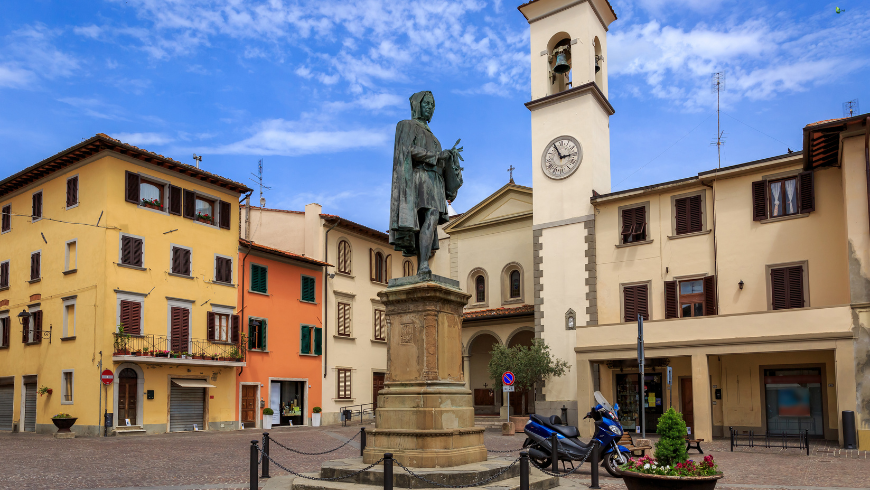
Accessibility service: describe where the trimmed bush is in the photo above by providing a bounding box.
[653,407,688,467]
[263,407,274,416]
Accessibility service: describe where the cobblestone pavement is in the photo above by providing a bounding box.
[1,426,868,490]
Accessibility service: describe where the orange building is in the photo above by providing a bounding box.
[236,239,329,429]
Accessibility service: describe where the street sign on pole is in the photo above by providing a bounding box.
[638,315,646,439]
[503,385,515,392]
[502,372,515,386]
[101,369,114,386]
[502,372,514,421]
[667,366,673,409]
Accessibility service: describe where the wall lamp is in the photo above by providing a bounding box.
[738,280,744,290]
[17,309,31,326]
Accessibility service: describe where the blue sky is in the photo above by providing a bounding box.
[1,0,868,230]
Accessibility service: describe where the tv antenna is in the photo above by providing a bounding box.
[192,154,202,169]
[843,99,859,117]
[711,72,726,169]
[250,159,272,208]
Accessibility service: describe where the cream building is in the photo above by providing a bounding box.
[241,204,416,425]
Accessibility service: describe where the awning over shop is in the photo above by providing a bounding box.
[171,379,216,388]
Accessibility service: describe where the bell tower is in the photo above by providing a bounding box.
[517,0,617,426]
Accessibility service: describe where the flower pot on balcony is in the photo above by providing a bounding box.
[619,471,724,490]
[52,417,77,433]
[131,351,140,356]
[196,217,213,225]
[116,349,130,356]
[142,203,162,211]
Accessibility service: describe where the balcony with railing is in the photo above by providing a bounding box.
[112,333,247,367]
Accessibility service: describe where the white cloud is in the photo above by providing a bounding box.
[74,25,102,39]
[324,93,405,112]
[0,65,36,88]
[197,118,391,156]
[112,132,175,146]
[0,24,80,89]
[58,97,128,121]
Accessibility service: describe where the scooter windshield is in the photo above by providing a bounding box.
[593,391,613,411]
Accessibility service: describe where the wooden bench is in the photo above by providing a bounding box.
[686,437,704,454]
[618,433,652,457]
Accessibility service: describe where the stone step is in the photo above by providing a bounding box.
[315,457,529,489]
[114,426,147,436]
[292,470,558,490]
[474,418,506,428]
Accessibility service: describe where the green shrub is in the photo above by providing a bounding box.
[653,408,688,467]
[263,407,274,415]
[313,406,322,413]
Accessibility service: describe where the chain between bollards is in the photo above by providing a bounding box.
[250,440,259,490]
[519,452,529,490]
[262,432,270,478]
[384,453,394,490]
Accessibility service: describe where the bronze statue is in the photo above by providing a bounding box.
[389,91,464,275]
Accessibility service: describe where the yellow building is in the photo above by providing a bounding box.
[0,134,250,435]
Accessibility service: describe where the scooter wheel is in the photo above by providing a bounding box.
[603,451,628,478]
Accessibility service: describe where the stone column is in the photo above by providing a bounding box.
[691,352,713,442]
[463,355,471,390]
[834,338,858,447]
[362,278,486,467]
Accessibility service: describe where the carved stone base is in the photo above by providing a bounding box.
[362,281,485,467]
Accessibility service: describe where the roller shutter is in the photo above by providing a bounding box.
[0,385,13,431]
[24,383,36,432]
[169,382,205,432]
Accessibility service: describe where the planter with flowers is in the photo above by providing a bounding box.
[141,198,163,211]
[195,212,213,225]
[38,386,53,397]
[52,413,78,433]
[618,408,723,490]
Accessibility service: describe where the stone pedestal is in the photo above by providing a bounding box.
[362,278,486,468]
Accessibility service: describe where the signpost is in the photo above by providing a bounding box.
[667,366,673,409]
[503,372,514,421]
[637,315,646,439]
[101,369,114,385]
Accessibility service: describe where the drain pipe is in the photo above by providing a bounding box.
[323,218,340,378]
[702,179,719,313]
[236,192,253,377]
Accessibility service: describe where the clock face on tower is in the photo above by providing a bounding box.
[541,135,583,180]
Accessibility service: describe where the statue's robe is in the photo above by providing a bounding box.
[388,118,461,258]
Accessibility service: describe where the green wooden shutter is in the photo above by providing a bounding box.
[314,327,322,356]
[301,276,315,302]
[248,319,257,349]
[251,264,268,293]
[300,325,311,354]
[260,319,268,350]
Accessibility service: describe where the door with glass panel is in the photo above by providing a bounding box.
[117,368,138,426]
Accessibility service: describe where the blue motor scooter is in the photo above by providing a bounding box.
[523,391,631,477]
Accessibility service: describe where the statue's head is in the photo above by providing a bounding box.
[410,91,435,123]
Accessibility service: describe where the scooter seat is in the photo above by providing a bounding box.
[530,414,581,439]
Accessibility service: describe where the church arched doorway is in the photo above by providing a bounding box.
[468,332,501,416]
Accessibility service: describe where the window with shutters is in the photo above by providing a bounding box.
[65,240,77,272]
[213,313,231,342]
[61,370,74,404]
[621,283,650,322]
[194,196,215,224]
[119,234,144,268]
[168,185,182,215]
[168,305,190,353]
[62,298,76,338]
[672,191,704,236]
[374,309,386,341]
[0,315,9,347]
[337,302,352,337]
[664,276,716,319]
[0,261,9,289]
[619,203,648,244]
[30,251,41,281]
[372,252,386,284]
[23,308,42,344]
[248,318,267,350]
[250,264,268,294]
[66,175,79,209]
[1,205,11,233]
[301,275,316,303]
[752,171,814,222]
[337,240,352,275]
[337,368,352,399]
[214,255,233,284]
[31,191,43,221]
[118,299,142,336]
[768,263,808,310]
[209,310,240,344]
[300,325,322,356]
[139,177,165,211]
[170,245,192,276]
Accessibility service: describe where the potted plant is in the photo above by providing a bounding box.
[195,212,213,224]
[619,408,723,490]
[51,413,78,433]
[228,346,242,361]
[487,339,570,432]
[312,406,322,427]
[263,407,274,430]
[114,325,131,355]
[142,348,151,357]
[141,198,163,210]
[155,350,168,358]
[131,349,141,356]
[170,351,180,359]
[180,351,189,359]
[38,386,53,397]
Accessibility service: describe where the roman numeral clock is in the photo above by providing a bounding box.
[541,135,583,179]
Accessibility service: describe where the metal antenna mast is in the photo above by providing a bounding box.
[250,159,271,208]
[843,99,860,118]
[711,72,726,169]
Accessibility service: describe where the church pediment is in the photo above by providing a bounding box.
[445,183,532,233]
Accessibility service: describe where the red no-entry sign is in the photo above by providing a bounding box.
[101,369,114,386]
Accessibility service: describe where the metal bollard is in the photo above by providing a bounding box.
[519,452,530,490]
[384,453,394,490]
[729,427,734,452]
[550,432,559,473]
[250,440,259,490]
[262,432,270,478]
[361,427,367,457]
[805,429,810,456]
[589,441,600,489]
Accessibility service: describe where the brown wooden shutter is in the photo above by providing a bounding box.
[119,300,130,332]
[182,249,191,275]
[66,177,78,207]
[219,200,231,229]
[125,171,140,203]
[664,281,678,319]
[129,302,141,335]
[636,284,649,320]
[30,252,40,280]
[369,249,376,281]
[171,248,180,274]
[786,266,804,309]
[231,314,240,343]
[799,171,815,213]
[182,189,196,219]
[674,197,689,235]
[704,275,717,316]
[33,310,42,342]
[634,207,646,240]
[0,261,8,288]
[207,311,216,341]
[168,185,182,215]
[752,180,767,221]
[2,317,8,347]
[131,238,143,267]
[687,195,702,233]
[623,286,636,322]
[121,236,132,265]
[620,208,634,242]
[1,205,9,231]
[21,316,28,343]
[32,192,41,218]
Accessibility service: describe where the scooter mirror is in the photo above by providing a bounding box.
[614,403,620,412]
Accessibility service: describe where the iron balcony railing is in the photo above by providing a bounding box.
[113,332,247,362]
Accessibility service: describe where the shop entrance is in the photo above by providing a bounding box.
[615,372,664,433]
[764,368,824,437]
[270,380,305,426]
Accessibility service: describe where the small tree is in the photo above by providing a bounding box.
[487,339,570,415]
[654,408,689,467]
